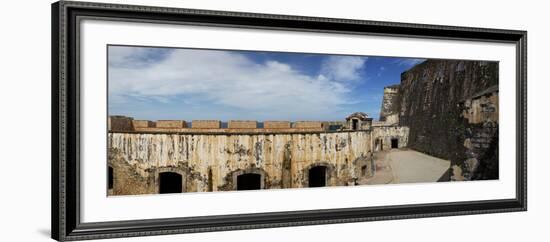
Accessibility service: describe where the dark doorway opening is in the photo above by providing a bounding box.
[308,166,327,187]
[108,166,113,189]
[352,119,358,130]
[361,165,367,176]
[159,172,183,194]
[391,138,399,149]
[237,173,261,190]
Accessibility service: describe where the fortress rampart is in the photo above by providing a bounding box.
[107,112,408,195]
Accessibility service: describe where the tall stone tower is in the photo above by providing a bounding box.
[379,84,400,125]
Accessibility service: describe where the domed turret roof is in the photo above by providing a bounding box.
[345,112,370,121]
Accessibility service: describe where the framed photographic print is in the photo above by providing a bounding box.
[52,1,527,241]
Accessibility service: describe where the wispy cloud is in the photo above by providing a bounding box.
[108,46,368,120]
[318,56,367,82]
[377,66,386,77]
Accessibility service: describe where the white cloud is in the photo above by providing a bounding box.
[109,47,367,120]
[319,56,367,82]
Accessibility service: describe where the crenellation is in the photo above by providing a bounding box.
[192,120,221,129]
[228,120,257,129]
[132,120,156,128]
[108,115,134,131]
[264,121,291,129]
[293,121,324,129]
[156,120,187,128]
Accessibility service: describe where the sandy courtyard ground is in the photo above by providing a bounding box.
[366,149,451,185]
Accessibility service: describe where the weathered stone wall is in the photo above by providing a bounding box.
[454,90,499,180]
[397,59,498,180]
[461,86,499,124]
[108,130,374,195]
[372,126,410,151]
[108,150,156,195]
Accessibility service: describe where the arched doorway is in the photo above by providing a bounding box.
[308,166,327,187]
[236,173,261,190]
[351,119,359,130]
[391,138,399,149]
[159,172,183,194]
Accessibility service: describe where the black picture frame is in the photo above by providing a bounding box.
[51,1,527,241]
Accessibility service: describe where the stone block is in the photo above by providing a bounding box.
[228,120,257,129]
[133,120,156,128]
[294,121,323,129]
[264,121,291,129]
[156,120,187,128]
[108,116,134,131]
[192,120,221,129]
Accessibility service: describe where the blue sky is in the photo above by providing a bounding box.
[108,45,424,121]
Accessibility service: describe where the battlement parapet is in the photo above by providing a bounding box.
[228,120,257,129]
[192,120,221,129]
[157,120,187,128]
[294,121,323,129]
[132,120,156,128]
[264,121,291,129]
[109,115,375,133]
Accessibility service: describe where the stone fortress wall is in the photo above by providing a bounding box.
[108,112,405,195]
[396,60,499,181]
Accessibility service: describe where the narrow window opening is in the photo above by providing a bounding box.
[361,165,367,176]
